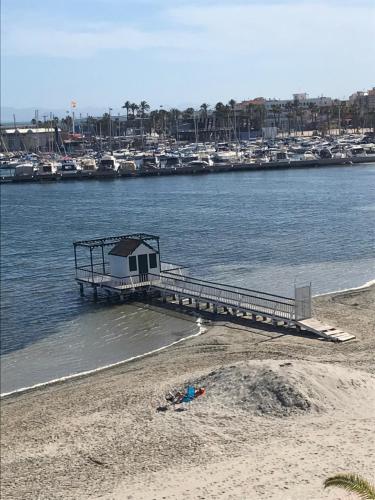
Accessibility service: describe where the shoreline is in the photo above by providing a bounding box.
[0,323,206,399]
[1,278,373,400]
[1,282,374,500]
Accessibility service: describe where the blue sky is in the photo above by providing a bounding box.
[2,0,375,118]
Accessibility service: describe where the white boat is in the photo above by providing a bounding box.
[14,163,35,177]
[80,158,97,171]
[35,161,58,175]
[97,154,120,171]
[59,158,81,173]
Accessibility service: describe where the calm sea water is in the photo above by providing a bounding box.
[1,165,375,393]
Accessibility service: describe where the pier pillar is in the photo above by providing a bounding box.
[172,294,176,301]
[213,305,218,314]
[272,319,278,327]
[206,302,210,309]
[79,283,84,296]
[252,313,257,321]
[195,300,200,310]
[93,287,98,302]
[188,298,193,305]
[162,295,167,303]
[179,298,183,306]
[223,307,228,313]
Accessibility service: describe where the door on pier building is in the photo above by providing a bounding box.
[138,254,149,281]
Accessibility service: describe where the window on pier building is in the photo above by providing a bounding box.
[129,256,137,272]
[149,253,157,269]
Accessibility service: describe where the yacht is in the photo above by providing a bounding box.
[97,154,120,171]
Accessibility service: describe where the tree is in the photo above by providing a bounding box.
[324,473,375,499]
[139,100,150,118]
[122,101,131,120]
[270,104,282,128]
[130,103,139,118]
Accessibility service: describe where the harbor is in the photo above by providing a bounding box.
[1,131,375,183]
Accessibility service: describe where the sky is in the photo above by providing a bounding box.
[1,0,375,119]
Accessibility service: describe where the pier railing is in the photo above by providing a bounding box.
[153,272,295,320]
[75,267,297,321]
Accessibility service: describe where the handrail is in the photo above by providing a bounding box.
[75,268,294,319]
[161,270,294,301]
[156,272,293,307]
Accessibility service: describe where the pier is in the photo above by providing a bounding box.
[74,234,355,343]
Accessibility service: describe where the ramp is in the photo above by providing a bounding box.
[296,318,356,342]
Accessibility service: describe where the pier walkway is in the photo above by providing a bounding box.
[76,268,355,342]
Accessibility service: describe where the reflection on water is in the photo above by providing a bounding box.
[1,165,375,392]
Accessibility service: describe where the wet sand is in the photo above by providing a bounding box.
[1,284,374,499]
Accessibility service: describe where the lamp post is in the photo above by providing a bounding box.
[109,107,113,153]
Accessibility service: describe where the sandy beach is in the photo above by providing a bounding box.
[1,284,375,500]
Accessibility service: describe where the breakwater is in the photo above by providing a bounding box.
[1,156,374,184]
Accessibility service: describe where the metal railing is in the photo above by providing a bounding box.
[153,273,295,320]
[75,267,295,320]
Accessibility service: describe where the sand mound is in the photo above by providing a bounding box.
[189,360,375,417]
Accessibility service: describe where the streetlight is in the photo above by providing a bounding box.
[109,107,113,152]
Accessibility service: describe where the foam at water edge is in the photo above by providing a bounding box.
[313,278,375,297]
[1,325,205,399]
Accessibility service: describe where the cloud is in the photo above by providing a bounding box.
[2,0,374,60]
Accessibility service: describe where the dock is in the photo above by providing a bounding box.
[74,234,356,343]
[2,155,375,184]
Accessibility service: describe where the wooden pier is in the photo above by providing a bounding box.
[74,234,355,343]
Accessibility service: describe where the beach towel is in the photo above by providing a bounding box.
[180,385,196,403]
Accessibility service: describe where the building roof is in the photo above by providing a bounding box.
[108,238,156,257]
[109,238,142,257]
[2,128,59,134]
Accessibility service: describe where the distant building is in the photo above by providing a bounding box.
[349,87,375,111]
[0,127,59,152]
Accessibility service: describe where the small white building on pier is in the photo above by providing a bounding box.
[109,238,160,279]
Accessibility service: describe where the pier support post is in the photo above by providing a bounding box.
[79,283,84,296]
[179,298,183,306]
[172,294,176,301]
[213,305,218,314]
[162,295,167,303]
[272,319,278,327]
[195,300,200,310]
[223,307,228,313]
[93,287,98,302]
[252,313,257,321]
[206,302,210,309]
[188,298,193,305]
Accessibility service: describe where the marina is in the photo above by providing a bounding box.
[1,132,375,183]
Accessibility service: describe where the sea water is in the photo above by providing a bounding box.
[1,164,374,393]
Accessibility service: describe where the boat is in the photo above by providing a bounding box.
[97,154,120,171]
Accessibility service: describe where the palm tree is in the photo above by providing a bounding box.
[324,473,375,499]
[122,101,131,120]
[200,103,209,134]
[139,100,150,118]
[130,103,139,118]
[270,104,282,128]
[308,103,319,131]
